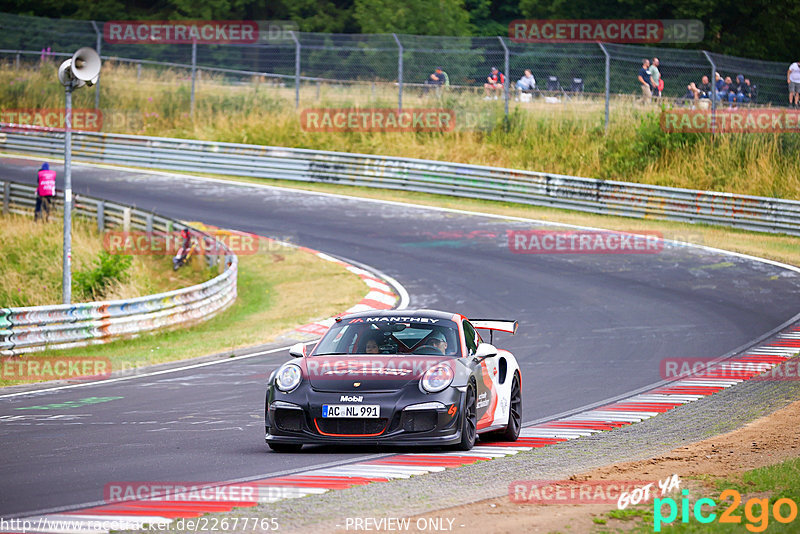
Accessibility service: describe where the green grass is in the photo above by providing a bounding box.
[0,212,211,307]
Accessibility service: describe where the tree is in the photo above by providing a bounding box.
[353,0,471,35]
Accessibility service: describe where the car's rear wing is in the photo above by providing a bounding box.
[470,319,518,335]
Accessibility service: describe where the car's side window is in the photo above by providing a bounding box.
[463,320,478,356]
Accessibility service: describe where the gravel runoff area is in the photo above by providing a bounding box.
[127,350,800,534]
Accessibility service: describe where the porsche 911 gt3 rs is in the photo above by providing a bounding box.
[264,309,521,452]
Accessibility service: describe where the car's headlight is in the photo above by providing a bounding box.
[421,364,454,393]
[275,364,302,392]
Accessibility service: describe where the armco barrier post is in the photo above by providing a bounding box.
[290,31,300,110]
[597,42,610,133]
[3,181,9,215]
[96,200,104,232]
[393,34,403,112]
[702,50,717,134]
[498,36,509,118]
[191,38,197,118]
[91,20,101,110]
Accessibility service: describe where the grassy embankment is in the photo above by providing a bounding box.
[0,212,367,387]
[1,61,798,199]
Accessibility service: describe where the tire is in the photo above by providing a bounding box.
[483,373,522,442]
[454,382,477,451]
[268,443,303,453]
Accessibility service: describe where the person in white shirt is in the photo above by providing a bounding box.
[788,60,800,107]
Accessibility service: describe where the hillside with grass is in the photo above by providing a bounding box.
[1,62,799,200]
[0,213,212,307]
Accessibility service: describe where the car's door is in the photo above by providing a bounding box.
[464,320,499,429]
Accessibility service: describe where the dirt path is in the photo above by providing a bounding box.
[410,397,800,533]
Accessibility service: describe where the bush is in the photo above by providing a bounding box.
[73,251,133,301]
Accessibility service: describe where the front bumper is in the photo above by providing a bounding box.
[265,386,465,447]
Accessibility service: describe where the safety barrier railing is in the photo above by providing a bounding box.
[2,128,799,236]
[0,178,238,355]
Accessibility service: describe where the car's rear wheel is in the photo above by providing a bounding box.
[268,443,303,453]
[454,382,477,451]
[484,373,522,442]
[498,373,522,441]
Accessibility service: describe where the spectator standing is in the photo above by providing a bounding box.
[483,67,505,100]
[35,162,56,222]
[423,66,449,96]
[515,69,536,100]
[637,59,652,103]
[648,58,661,98]
[788,60,800,107]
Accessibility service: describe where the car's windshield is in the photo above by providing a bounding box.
[312,317,461,357]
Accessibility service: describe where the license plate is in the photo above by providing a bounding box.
[322,404,380,418]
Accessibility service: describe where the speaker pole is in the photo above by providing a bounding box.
[62,82,73,304]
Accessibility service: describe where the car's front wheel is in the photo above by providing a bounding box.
[268,443,303,453]
[454,382,477,451]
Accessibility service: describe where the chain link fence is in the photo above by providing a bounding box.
[0,11,794,132]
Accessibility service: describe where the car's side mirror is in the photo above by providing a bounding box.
[473,342,497,362]
[288,343,306,358]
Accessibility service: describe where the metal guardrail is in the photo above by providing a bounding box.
[2,127,800,236]
[0,178,238,356]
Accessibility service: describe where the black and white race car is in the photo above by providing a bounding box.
[265,309,521,452]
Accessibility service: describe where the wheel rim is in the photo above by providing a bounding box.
[508,375,522,435]
[465,385,477,444]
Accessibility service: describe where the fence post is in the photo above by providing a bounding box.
[702,50,717,134]
[191,38,197,117]
[393,34,403,112]
[15,53,20,70]
[290,31,300,109]
[2,181,8,215]
[497,37,510,118]
[96,200,105,232]
[136,61,141,81]
[597,42,610,133]
[91,21,102,110]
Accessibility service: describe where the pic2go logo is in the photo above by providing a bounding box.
[654,489,799,532]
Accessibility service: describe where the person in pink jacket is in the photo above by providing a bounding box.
[35,162,56,222]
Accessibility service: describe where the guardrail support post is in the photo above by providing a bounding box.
[290,31,300,109]
[702,50,717,134]
[497,36,510,118]
[122,207,131,232]
[146,213,153,233]
[191,38,197,118]
[598,42,610,133]
[97,200,105,232]
[393,34,403,112]
[2,181,9,215]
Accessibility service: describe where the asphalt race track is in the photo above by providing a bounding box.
[2,156,800,518]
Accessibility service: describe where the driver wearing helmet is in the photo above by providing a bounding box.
[425,331,448,355]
